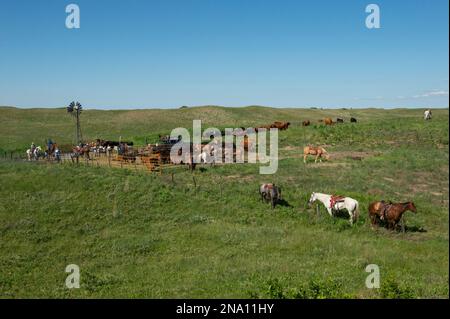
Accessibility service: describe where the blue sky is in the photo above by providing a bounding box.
[0,0,448,109]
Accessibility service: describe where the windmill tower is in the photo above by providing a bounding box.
[67,101,83,145]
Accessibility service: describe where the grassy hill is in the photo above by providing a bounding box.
[1,106,447,152]
[0,106,448,298]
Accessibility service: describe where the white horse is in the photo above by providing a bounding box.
[424,109,432,120]
[34,146,44,160]
[198,145,216,165]
[308,192,360,225]
[26,146,43,160]
[26,149,33,161]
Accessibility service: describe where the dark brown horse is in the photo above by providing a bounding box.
[46,143,58,159]
[369,201,417,231]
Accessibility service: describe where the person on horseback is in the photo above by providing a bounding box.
[30,142,36,153]
[55,147,61,162]
[47,138,54,153]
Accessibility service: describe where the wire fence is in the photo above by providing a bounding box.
[0,149,183,174]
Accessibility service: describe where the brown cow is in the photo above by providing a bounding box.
[324,118,333,125]
[302,120,311,126]
[256,122,290,131]
[273,121,290,130]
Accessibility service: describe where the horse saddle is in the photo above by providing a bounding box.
[379,200,393,220]
[330,195,345,208]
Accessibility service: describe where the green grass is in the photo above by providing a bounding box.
[0,106,448,298]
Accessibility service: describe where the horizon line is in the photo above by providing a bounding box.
[1,104,449,111]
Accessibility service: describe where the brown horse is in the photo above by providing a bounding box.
[303,145,330,163]
[46,143,57,159]
[71,145,90,162]
[369,201,417,231]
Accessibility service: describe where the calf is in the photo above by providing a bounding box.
[336,118,344,123]
[302,120,311,126]
[350,117,357,123]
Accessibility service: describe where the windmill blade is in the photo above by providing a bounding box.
[67,101,75,113]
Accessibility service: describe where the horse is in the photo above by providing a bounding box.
[302,120,311,126]
[46,143,57,160]
[424,109,432,120]
[27,146,43,160]
[350,117,357,123]
[369,201,417,231]
[199,145,217,166]
[259,183,282,209]
[308,192,360,225]
[71,145,90,162]
[26,149,33,161]
[303,145,330,163]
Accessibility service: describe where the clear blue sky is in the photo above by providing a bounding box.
[0,0,448,109]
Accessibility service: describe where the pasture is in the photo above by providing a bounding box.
[0,106,448,298]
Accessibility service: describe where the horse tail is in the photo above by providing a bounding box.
[353,201,360,222]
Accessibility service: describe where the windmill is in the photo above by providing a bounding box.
[67,101,83,145]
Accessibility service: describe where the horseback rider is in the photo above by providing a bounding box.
[47,138,54,152]
[55,147,61,162]
[30,142,36,153]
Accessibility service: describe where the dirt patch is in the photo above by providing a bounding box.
[280,147,379,161]
[330,151,381,161]
[305,162,351,168]
[406,172,449,201]
[283,146,301,151]
[367,188,385,196]
[224,175,254,181]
